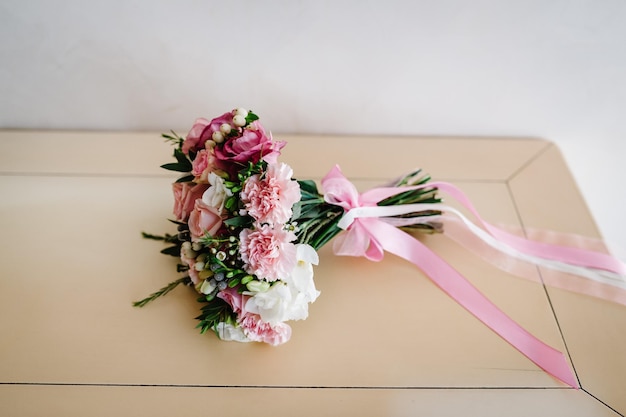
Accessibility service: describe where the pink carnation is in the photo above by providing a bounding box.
[217,288,291,345]
[214,121,285,171]
[182,113,233,155]
[172,182,208,222]
[239,314,292,346]
[241,162,301,225]
[239,225,296,282]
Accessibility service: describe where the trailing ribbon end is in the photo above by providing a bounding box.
[322,166,580,388]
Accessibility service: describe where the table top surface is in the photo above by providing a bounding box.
[0,131,624,416]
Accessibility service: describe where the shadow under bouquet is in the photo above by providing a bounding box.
[134,108,440,346]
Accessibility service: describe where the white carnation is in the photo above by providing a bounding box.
[245,244,320,325]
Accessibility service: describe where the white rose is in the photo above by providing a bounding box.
[202,172,232,213]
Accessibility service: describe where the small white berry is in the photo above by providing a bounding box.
[233,114,246,127]
[234,107,248,116]
[212,131,224,143]
[219,123,232,134]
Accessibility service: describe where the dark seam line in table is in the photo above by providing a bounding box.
[582,388,625,417]
[0,382,573,390]
[505,141,554,183]
[504,180,582,390]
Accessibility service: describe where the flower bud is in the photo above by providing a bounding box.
[200,279,217,295]
[246,280,270,293]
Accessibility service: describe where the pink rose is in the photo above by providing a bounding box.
[188,199,223,240]
[214,121,285,171]
[217,287,248,314]
[239,225,297,282]
[239,314,292,346]
[241,162,300,225]
[191,149,219,183]
[172,182,208,222]
[182,113,234,155]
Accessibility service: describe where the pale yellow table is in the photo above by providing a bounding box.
[0,131,624,416]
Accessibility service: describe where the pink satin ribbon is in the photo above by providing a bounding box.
[322,165,581,388]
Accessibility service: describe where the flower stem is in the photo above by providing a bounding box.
[133,277,190,307]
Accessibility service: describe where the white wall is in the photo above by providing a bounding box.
[1,0,625,250]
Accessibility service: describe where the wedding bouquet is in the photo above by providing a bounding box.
[135,108,440,346]
[136,108,626,388]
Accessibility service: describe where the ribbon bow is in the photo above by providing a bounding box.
[322,165,580,388]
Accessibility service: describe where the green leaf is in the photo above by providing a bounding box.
[194,297,234,336]
[224,216,252,228]
[175,175,195,183]
[160,245,181,257]
[173,148,193,169]
[141,232,166,241]
[298,180,319,195]
[245,111,260,124]
[160,162,190,172]
[291,202,301,219]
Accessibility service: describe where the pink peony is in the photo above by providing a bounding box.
[239,314,292,346]
[172,182,208,222]
[182,113,234,155]
[188,199,223,240]
[214,121,285,171]
[239,225,297,282]
[241,162,301,225]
